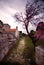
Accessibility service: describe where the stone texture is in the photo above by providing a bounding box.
[35,46,44,65]
[0,22,18,61]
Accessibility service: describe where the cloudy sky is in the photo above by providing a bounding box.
[0,0,44,33]
[0,0,27,31]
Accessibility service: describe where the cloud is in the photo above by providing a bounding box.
[0,10,16,27]
[0,0,44,33]
[0,0,27,30]
[0,0,27,11]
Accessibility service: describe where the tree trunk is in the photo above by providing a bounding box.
[25,23,36,52]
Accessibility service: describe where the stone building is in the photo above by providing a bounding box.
[6,29,17,42]
[6,26,19,39]
[0,20,19,61]
[3,24,10,30]
[15,26,19,38]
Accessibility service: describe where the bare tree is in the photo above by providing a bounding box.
[14,0,44,50]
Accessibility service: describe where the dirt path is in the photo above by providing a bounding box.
[6,38,26,64]
[16,38,25,55]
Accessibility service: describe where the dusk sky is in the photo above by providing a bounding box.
[0,0,44,33]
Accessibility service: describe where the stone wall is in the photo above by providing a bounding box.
[0,33,17,61]
[0,22,17,61]
[35,46,44,65]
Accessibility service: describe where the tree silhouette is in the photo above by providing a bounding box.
[14,0,44,50]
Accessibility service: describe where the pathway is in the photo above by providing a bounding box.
[6,38,26,64]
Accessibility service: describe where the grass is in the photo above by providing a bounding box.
[22,35,44,62]
[36,40,44,46]
[22,36,34,59]
[3,35,44,65]
[6,37,24,61]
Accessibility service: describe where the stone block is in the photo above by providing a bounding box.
[35,46,44,65]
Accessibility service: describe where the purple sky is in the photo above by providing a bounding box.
[0,0,44,33]
[0,0,34,33]
[0,0,27,27]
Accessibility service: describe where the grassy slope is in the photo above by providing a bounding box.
[23,35,44,59]
[5,35,44,62]
[36,40,44,46]
[23,36,34,59]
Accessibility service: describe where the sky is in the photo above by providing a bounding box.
[0,0,27,32]
[0,0,44,33]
